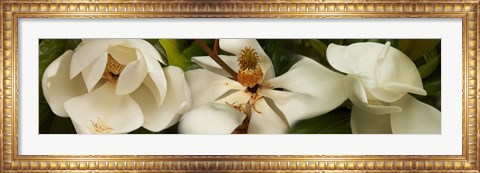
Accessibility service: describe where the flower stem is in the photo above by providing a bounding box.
[213,39,219,55]
[195,39,237,80]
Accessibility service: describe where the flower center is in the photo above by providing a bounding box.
[104,54,126,83]
[237,47,263,88]
[247,84,260,94]
[90,118,114,134]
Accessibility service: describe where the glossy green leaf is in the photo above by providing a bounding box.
[412,42,441,109]
[308,39,327,59]
[39,98,54,134]
[159,39,191,71]
[319,39,344,46]
[418,55,440,79]
[39,39,81,134]
[183,40,213,57]
[261,39,302,76]
[289,108,352,134]
[422,67,441,96]
[286,39,322,65]
[39,39,81,79]
[344,39,368,45]
[398,39,440,60]
[182,40,215,70]
[48,116,77,134]
[413,63,441,110]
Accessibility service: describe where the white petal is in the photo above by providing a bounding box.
[214,90,251,107]
[124,39,165,64]
[220,39,265,57]
[376,44,425,96]
[192,55,239,78]
[367,42,426,102]
[268,57,346,98]
[260,58,348,125]
[42,50,87,117]
[186,69,244,108]
[327,42,426,102]
[260,89,334,127]
[143,55,167,106]
[390,94,441,134]
[220,39,274,79]
[70,39,123,78]
[81,52,107,92]
[131,66,191,132]
[248,99,289,134]
[178,103,245,134]
[326,42,379,78]
[344,76,402,115]
[350,105,393,134]
[143,72,166,106]
[385,83,427,96]
[65,82,144,134]
[107,44,137,65]
[116,50,148,95]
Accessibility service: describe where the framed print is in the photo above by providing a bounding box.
[1,0,479,172]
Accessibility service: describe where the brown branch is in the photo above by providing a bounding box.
[195,39,237,80]
[213,39,219,55]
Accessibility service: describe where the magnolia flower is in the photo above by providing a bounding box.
[178,39,347,134]
[326,42,441,134]
[42,39,191,134]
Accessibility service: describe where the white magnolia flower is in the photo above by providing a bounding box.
[326,42,441,134]
[178,39,347,134]
[42,39,191,134]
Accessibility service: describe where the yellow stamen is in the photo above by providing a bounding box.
[238,47,259,70]
[90,118,114,134]
[237,47,263,88]
[104,54,126,83]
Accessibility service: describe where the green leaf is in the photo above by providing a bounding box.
[289,108,352,134]
[182,40,215,70]
[66,39,82,50]
[319,39,344,46]
[413,64,441,110]
[183,40,213,58]
[398,39,440,60]
[159,39,191,71]
[39,39,80,79]
[344,39,368,45]
[39,99,54,134]
[128,123,179,134]
[48,116,76,134]
[418,54,440,79]
[307,39,327,59]
[286,39,323,65]
[422,66,441,96]
[261,39,303,76]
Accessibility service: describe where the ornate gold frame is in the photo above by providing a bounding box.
[1,0,479,172]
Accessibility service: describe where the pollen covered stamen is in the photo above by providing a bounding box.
[237,47,263,88]
[104,54,126,83]
[238,47,259,70]
[90,118,114,134]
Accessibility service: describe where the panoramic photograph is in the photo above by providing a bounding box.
[39,39,441,134]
